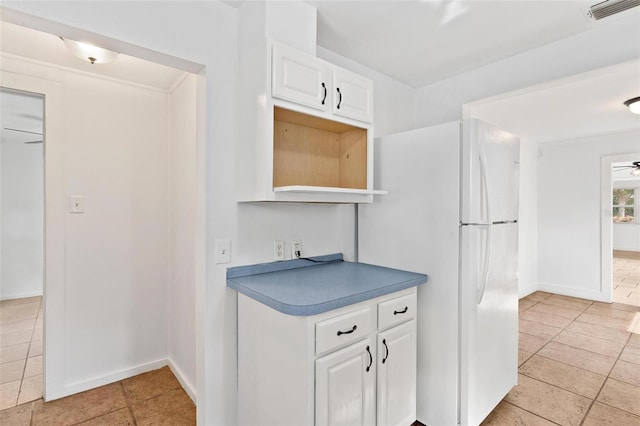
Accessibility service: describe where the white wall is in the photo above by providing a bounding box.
[517,140,538,297]
[537,130,640,300]
[0,110,43,300]
[1,54,170,393]
[167,73,197,401]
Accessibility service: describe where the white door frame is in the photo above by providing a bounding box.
[1,70,65,400]
[601,152,640,303]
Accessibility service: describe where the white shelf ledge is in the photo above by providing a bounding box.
[274,186,388,195]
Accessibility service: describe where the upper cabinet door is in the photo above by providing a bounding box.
[333,68,374,123]
[272,44,330,112]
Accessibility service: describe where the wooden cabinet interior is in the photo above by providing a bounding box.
[273,106,368,190]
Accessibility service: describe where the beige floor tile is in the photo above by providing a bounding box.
[582,401,640,426]
[523,292,552,302]
[544,294,593,309]
[18,374,43,404]
[0,380,20,410]
[24,355,42,379]
[0,359,25,385]
[481,401,556,426]
[592,301,640,313]
[618,281,640,288]
[504,374,591,426]
[0,297,41,308]
[0,318,36,335]
[565,321,631,344]
[518,350,533,367]
[0,343,29,365]
[620,344,640,365]
[576,312,638,332]
[31,326,43,341]
[518,355,606,399]
[130,388,195,426]
[32,382,127,425]
[519,332,549,354]
[519,299,537,311]
[29,340,43,358]
[122,366,181,404]
[537,342,616,376]
[552,329,626,358]
[0,303,40,324]
[597,378,640,416]
[520,309,574,328]
[629,333,640,347]
[0,400,34,425]
[76,407,135,425]
[585,305,640,320]
[519,319,563,340]
[529,301,585,320]
[0,329,33,348]
[610,359,640,386]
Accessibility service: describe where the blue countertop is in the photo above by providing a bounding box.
[227,253,428,316]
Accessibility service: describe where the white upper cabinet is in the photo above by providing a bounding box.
[272,44,330,112]
[333,68,374,123]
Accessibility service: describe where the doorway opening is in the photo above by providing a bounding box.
[0,87,45,408]
[608,157,640,306]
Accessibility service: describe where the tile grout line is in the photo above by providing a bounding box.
[121,381,139,426]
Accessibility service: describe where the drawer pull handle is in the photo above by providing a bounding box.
[366,345,372,372]
[336,87,342,109]
[337,325,357,336]
[394,306,409,315]
[321,82,327,105]
[382,339,389,364]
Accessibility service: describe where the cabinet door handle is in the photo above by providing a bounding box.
[337,324,357,336]
[366,345,372,372]
[382,338,389,364]
[321,82,327,105]
[336,87,342,109]
[393,306,408,315]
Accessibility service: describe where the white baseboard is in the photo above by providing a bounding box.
[613,246,640,252]
[0,291,43,301]
[536,282,608,303]
[167,358,196,403]
[518,286,537,299]
[47,358,168,401]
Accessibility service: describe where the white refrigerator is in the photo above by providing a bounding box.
[359,119,519,426]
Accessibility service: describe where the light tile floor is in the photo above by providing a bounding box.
[0,366,195,425]
[613,254,640,307]
[483,291,640,425]
[0,296,43,410]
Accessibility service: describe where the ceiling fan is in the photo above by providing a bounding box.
[2,127,43,144]
[613,161,640,176]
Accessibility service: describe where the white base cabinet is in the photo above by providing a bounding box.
[237,288,417,426]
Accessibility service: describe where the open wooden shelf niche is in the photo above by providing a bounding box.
[273,106,368,191]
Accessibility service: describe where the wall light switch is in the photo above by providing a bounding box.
[69,195,84,213]
[215,238,231,264]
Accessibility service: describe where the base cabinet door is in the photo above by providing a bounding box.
[377,320,417,426]
[316,338,376,426]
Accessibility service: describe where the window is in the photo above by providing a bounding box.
[612,188,636,223]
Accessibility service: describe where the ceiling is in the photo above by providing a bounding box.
[467,59,640,143]
[0,88,44,145]
[312,0,614,88]
[0,21,185,91]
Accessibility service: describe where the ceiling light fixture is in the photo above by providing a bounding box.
[624,96,640,114]
[60,37,119,65]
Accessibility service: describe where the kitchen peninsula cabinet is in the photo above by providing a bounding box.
[228,254,426,426]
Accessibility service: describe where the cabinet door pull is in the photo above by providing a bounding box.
[366,345,372,372]
[336,87,342,109]
[321,82,327,105]
[382,338,389,364]
[337,324,357,336]
[394,306,409,315]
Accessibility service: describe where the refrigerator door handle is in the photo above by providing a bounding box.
[478,141,492,224]
[477,225,493,305]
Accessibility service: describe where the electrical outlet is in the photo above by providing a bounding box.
[274,240,285,261]
[291,240,302,259]
[215,238,231,264]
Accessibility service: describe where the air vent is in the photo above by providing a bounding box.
[590,0,640,20]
